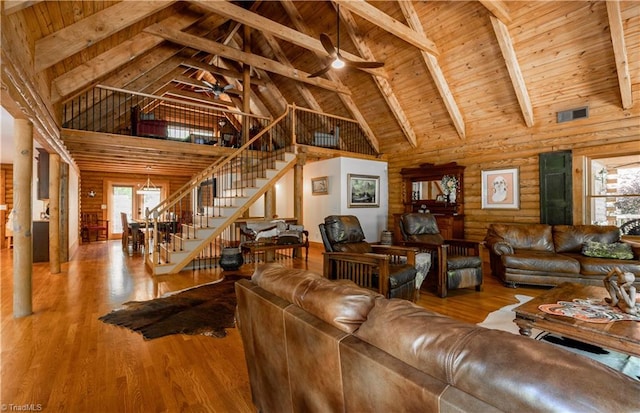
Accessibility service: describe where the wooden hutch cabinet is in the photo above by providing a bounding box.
[393,162,465,242]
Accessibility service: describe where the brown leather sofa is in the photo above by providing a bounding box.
[235,263,640,413]
[485,223,640,287]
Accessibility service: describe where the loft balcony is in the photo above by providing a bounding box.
[61,86,378,171]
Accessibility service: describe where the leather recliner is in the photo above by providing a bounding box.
[399,212,482,298]
[319,215,418,301]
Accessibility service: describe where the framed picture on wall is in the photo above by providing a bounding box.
[311,176,328,195]
[348,174,379,208]
[481,168,520,209]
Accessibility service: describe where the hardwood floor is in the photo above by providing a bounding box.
[1,241,548,412]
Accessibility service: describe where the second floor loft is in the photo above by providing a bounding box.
[61,86,379,176]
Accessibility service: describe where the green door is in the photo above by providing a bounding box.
[539,150,572,225]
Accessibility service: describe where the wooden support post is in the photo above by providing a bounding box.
[264,187,276,219]
[13,119,33,318]
[294,161,303,224]
[242,24,251,144]
[49,153,61,274]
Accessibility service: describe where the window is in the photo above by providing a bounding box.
[587,155,640,227]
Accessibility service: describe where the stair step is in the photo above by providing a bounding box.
[149,148,297,275]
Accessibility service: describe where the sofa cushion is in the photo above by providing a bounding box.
[331,241,372,253]
[502,251,580,274]
[582,241,634,259]
[400,213,445,245]
[447,255,482,270]
[553,225,620,253]
[566,253,640,276]
[252,263,380,333]
[324,215,366,243]
[355,299,640,413]
[485,224,554,252]
[388,264,417,288]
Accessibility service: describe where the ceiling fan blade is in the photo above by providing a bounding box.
[202,80,216,89]
[344,60,385,69]
[320,33,337,57]
[223,84,234,91]
[308,64,332,78]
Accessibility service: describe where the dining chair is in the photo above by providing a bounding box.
[120,212,144,252]
[81,213,109,243]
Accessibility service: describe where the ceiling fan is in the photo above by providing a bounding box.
[308,4,384,78]
[194,80,234,99]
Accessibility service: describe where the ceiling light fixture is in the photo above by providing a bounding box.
[137,168,160,195]
[331,58,345,69]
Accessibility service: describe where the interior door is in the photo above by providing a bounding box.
[539,150,573,225]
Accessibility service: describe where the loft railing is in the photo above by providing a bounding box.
[62,86,377,155]
[293,105,376,156]
[62,85,266,147]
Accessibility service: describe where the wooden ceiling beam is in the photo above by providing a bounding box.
[35,0,176,72]
[143,24,352,95]
[3,0,44,15]
[261,32,321,114]
[490,16,534,127]
[339,4,417,148]
[335,0,438,56]
[181,58,268,87]
[398,1,466,140]
[279,0,379,153]
[163,88,237,109]
[478,0,512,24]
[190,0,386,78]
[51,12,203,104]
[606,1,633,109]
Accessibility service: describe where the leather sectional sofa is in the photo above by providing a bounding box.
[485,223,640,287]
[235,263,640,413]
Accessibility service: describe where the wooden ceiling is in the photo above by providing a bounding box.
[1,1,638,177]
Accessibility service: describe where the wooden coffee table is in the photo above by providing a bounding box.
[513,282,640,357]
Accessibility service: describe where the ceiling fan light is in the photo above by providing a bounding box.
[331,58,345,69]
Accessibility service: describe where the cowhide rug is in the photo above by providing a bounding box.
[99,275,246,340]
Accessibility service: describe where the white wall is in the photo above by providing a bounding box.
[303,157,389,244]
[248,169,295,219]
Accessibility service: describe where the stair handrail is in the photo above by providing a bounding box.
[145,105,291,222]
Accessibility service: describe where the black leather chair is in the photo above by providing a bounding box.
[399,212,482,298]
[319,215,418,301]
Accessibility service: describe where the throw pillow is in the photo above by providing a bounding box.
[581,241,634,260]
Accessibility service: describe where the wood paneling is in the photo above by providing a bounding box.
[1,164,13,249]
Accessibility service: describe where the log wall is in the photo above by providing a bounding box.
[386,103,639,242]
[80,171,191,240]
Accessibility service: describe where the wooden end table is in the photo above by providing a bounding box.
[513,282,640,357]
[241,231,309,264]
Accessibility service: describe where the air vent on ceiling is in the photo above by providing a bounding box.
[557,106,589,123]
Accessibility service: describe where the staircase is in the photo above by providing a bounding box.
[143,109,297,275]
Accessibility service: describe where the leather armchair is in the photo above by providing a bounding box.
[319,215,418,301]
[399,212,482,298]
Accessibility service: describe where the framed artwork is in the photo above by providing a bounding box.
[481,168,520,209]
[348,174,379,208]
[311,176,328,195]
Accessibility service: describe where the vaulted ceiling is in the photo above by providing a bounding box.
[1,1,638,176]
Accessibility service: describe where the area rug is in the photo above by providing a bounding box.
[99,275,245,340]
[477,295,640,380]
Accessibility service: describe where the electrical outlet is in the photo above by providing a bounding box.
[0,204,7,211]
[101,204,107,210]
